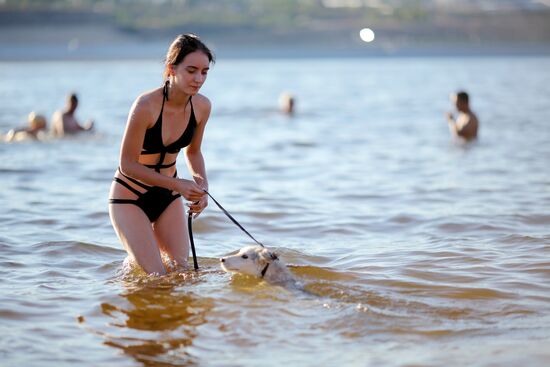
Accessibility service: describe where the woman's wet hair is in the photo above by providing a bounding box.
[163,34,215,81]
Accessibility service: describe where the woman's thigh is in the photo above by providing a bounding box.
[109,203,166,274]
[153,198,190,266]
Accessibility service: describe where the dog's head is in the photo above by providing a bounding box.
[220,245,279,277]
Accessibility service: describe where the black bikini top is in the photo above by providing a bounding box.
[140,85,197,172]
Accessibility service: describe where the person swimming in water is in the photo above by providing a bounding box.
[279,92,296,115]
[4,112,48,142]
[108,34,214,275]
[51,93,94,137]
[446,91,479,141]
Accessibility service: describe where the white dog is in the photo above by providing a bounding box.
[220,245,296,286]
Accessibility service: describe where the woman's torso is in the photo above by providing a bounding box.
[110,88,197,199]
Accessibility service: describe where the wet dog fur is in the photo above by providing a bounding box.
[220,245,296,286]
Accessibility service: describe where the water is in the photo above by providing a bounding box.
[1,57,550,366]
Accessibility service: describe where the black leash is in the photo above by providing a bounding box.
[204,190,265,248]
[187,212,199,271]
[187,190,265,271]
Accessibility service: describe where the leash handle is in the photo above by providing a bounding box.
[204,190,265,248]
[188,212,199,270]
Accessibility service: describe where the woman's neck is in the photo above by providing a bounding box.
[167,83,190,105]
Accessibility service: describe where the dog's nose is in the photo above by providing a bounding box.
[220,258,225,263]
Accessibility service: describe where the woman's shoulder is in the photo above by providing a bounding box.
[134,87,164,109]
[192,93,211,109]
[131,87,164,122]
[191,93,211,122]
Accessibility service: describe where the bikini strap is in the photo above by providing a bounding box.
[188,96,197,125]
[163,80,170,101]
[113,177,142,197]
[159,89,167,116]
[154,151,167,173]
[144,161,176,169]
[117,168,151,190]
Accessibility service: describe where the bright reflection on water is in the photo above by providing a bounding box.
[1,57,550,366]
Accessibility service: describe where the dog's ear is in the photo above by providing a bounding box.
[259,248,278,263]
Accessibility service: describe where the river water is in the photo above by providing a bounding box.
[1,56,549,366]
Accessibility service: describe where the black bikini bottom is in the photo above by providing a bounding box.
[109,169,181,222]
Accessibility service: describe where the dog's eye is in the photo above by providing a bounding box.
[241,254,248,259]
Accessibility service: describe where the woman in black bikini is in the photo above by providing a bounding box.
[109,34,213,275]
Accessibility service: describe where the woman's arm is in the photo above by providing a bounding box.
[118,92,204,202]
[184,95,211,216]
[185,95,211,190]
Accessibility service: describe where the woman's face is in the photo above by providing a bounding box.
[171,51,210,95]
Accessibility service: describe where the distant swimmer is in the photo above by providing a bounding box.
[279,92,296,115]
[446,91,479,141]
[4,112,48,142]
[52,93,94,137]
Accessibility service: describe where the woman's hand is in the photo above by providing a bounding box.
[187,195,208,218]
[175,179,205,202]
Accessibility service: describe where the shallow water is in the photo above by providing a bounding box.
[1,57,550,366]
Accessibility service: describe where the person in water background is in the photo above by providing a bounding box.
[278,92,296,115]
[446,90,479,141]
[108,34,213,275]
[4,111,48,142]
[52,93,94,137]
